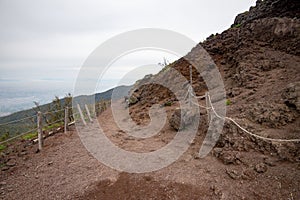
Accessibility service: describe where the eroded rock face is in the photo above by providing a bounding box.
[282,82,300,112]
[246,102,296,128]
[233,0,300,26]
[127,0,300,163]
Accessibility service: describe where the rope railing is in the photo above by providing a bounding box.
[185,88,211,109]
[0,107,71,127]
[190,91,206,99]
[0,106,78,149]
[45,117,64,127]
[0,127,38,145]
[205,93,300,143]
[0,114,37,127]
[186,65,300,143]
[0,104,97,150]
[191,100,212,109]
[43,108,65,115]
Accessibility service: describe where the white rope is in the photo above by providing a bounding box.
[0,107,73,127]
[185,76,300,143]
[72,112,79,115]
[44,108,65,115]
[206,93,300,143]
[185,87,210,109]
[190,92,206,99]
[0,115,37,126]
[0,128,38,145]
[191,101,212,109]
[46,118,64,126]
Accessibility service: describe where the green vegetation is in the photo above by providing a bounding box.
[0,94,73,143]
[234,23,241,28]
[160,62,175,73]
[0,132,9,142]
[226,99,231,106]
[209,33,216,38]
[95,100,110,116]
[22,132,37,140]
[157,58,175,73]
[0,85,130,144]
[163,101,173,107]
[0,144,6,151]
[161,65,171,72]
[43,122,63,131]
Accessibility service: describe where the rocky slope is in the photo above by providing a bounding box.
[129,0,300,161]
[0,1,299,199]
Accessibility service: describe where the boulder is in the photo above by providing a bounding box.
[169,108,199,131]
[282,82,300,112]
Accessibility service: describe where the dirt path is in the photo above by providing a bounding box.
[1,103,299,199]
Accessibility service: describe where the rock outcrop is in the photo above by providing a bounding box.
[128,0,300,161]
[233,0,300,27]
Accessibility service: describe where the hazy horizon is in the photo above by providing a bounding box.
[0,0,256,116]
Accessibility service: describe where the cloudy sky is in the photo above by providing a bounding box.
[0,0,255,95]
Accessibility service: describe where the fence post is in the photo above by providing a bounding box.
[85,104,93,122]
[77,104,87,126]
[37,111,43,151]
[205,92,211,123]
[189,65,193,84]
[188,86,192,107]
[64,107,68,133]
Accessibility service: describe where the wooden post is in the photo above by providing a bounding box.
[64,107,68,133]
[37,111,43,151]
[188,86,192,107]
[77,104,87,126]
[85,104,93,122]
[206,92,211,123]
[189,65,193,85]
[189,65,193,107]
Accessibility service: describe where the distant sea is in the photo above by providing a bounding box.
[0,81,74,117]
[0,79,124,117]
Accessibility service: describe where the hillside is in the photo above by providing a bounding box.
[0,85,131,138]
[0,0,299,199]
[129,0,300,161]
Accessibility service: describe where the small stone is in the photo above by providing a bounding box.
[6,160,16,167]
[193,154,200,159]
[1,166,9,171]
[255,163,268,173]
[220,152,236,165]
[226,169,240,180]
[213,148,223,158]
[144,176,152,181]
[0,182,6,186]
[18,151,27,156]
[124,136,135,141]
[241,169,256,180]
[263,157,276,167]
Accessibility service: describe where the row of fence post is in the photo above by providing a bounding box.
[36,104,95,151]
[37,107,70,151]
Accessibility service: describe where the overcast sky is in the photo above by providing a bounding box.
[0,0,255,94]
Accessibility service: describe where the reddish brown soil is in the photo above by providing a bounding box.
[0,106,299,200]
